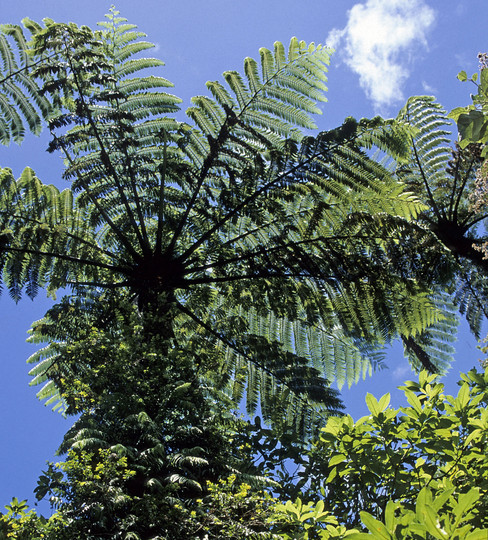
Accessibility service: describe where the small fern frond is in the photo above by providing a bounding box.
[0,23,51,144]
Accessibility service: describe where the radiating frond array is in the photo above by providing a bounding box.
[0,12,456,437]
[395,95,487,356]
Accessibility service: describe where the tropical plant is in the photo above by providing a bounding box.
[6,369,488,539]
[0,9,448,440]
[449,53,488,157]
[26,295,271,538]
[272,486,488,539]
[395,95,488,341]
[295,369,488,531]
[0,19,51,145]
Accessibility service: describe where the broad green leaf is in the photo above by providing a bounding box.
[384,501,399,533]
[378,393,390,412]
[456,383,471,409]
[458,109,488,146]
[463,428,482,447]
[452,488,480,527]
[417,503,447,540]
[466,531,488,540]
[404,390,423,414]
[360,511,392,540]
[480,68,488,92]
[448,105,474,121]
[365,393,381,416]
[329,454,347,467]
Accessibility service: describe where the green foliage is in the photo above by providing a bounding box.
[296,369,488,530]
[449,54,488,156]
[2,9,486,540]
[5,366,488,539]
[258,370,488,539]
[396,95,488,341]
[271,498,359,539]
[18,294,272,539]
[0,20,51,145]
[0,9,452,438]
[348,487,487,539]
[184,475,277,539]
[0,497,66,539]
[3,466,276,539]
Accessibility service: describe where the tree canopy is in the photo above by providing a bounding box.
[0,10,449,432]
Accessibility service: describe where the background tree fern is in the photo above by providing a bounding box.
[396,95,488,340]
[0,11,450,441]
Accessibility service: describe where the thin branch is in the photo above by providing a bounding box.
[0,47,59,86]
[411,138,444,223]
[447,148,462,220]
[120,144,150,249]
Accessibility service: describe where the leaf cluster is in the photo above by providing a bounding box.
[297,370,488,530]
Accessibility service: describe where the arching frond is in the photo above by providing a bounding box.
[0,166,119,301]
[453,262,488,338]
[0,22,51,144]
[401,290,458,374]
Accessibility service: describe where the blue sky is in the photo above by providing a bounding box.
[0,0,486,513]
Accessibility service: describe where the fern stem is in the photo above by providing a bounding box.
[411,137,444,222]
[52,131,141,261]
[61,30,149,255]
[185,271,333,285]
[447,147,463,220]
[177,140,333,263]
[155,130,168,254]
[3,245,126,273]
[0,211,118,261]
[176,300,335,417]
[453,154,477,223]
[166,115,232,256]
[65,280,130,289]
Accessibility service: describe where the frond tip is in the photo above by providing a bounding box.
[186,37,332,166]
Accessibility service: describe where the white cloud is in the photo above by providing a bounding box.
[422,80,436,94]
[392,362,411,381]
[327,0,435,111]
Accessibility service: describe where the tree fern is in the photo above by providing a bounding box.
[396,95,488,338]
[0,11,451,438]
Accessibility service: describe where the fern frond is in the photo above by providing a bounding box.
[0,23,51,144]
